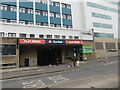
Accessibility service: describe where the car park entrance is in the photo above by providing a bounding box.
[19,39,83,67]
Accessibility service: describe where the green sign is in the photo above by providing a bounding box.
[83,46,93,53]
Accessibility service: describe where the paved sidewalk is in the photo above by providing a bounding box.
[0,61,86,80]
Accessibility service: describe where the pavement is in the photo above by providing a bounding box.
[0,61,87,80]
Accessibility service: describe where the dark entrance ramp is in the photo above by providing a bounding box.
[37,46,62,66]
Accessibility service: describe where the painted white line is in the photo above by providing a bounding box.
[23,79,45,88]
[48,75,69,83]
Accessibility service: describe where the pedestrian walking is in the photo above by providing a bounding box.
[56,58,59,66]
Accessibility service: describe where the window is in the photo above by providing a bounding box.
[0,32,4,37]
[105,43,116,49]
[63,25,67,28]
[56,24,61,28]
[47,35,52,39]
[62,4,66,8]
[94,32,114,38]
[62,14,67,19]
[74,36,79,40]
[19,21,25,24]
[8,33,16,37]
[50,24,55,27]
[30,34,35,38]
[67,15,72,20]
[43,11,48,16]
[54,2,60,7]
[10,6,16,12]
[1,45,16,55]
[36,22,41,26]
[42,23,48,26]
[67,4,71,9]
[69,36,73,39]
[19,7,25,13]
[87,2,118,13]
[19,33,26,38]
[93,22,113,29]
[56,13,60,18]
[50,1,60,7]
[41,0,47,4]
[28,22,34,25]
[50,12,55,17]
[10,20,16,23]
[62,35,66,39]
[95,42,104,50]
[68,25,72,28]
[50,1,54,6]
[1,5,7,10]
[36,10,41,15]
[0,19,7,23]
[28,9,33,14]
[39,34,44,38]
[54,35,60,39]
[92,12,111,20]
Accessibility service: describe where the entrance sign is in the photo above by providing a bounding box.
[83,46,93,53]
[19,39,83,45]
[46,40,66,44]
[19,39,45,44]
[66,40,83,44]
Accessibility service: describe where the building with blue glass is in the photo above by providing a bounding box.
[0,0,119,68]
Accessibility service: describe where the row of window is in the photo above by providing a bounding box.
[100,0,118,5]
[0,19,72,28]
[30,0,71,9]
[0,4,72,19]
[94,32,114,38]
[35,0,47,4]
[92,12,111,20]
[87,2,118,13]
[0,32,79,40]
[95,42,117,50]
[93,22,113,29]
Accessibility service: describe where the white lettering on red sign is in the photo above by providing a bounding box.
[66,41,83,44]
[19,39,45,44]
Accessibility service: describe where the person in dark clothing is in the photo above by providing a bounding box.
[73,59,76,67]
[56,58,59,66]
[80,55,83,61]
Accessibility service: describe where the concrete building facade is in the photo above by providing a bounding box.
[0,0,119,68]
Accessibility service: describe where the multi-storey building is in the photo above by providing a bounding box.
[0,0,119,68]
[0,0,93,68]
[70,0,119,58]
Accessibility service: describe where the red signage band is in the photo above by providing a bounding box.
[66,40,83,44]
[19,39,45,44]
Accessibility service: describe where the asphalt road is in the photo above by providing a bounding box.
[1,57,119,88]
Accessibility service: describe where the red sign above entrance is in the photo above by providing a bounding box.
[19,39,45,44]
[66,40,83,44]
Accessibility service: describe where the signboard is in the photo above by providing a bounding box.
[83,46,93,53]
[19,39,83,45]
[19,39,45,44]
[66,40,83,44]
[46,40,66,44]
